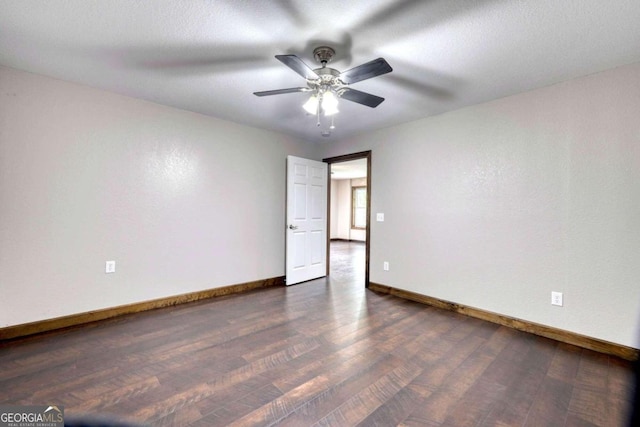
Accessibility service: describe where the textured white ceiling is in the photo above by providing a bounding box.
[331,159,367,180]
[1,0,639,143]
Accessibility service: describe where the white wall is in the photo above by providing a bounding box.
[332,180,351,240]
[0,66,319,327]
[320,63,640,348]
[330,179,366,241]
[330,180,340,239]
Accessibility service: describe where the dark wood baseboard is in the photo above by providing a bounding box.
[0,276,285,341]
[369,282,639,361]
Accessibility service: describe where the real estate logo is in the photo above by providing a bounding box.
[0,405,64,427]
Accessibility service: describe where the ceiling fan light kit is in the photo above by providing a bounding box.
[303,90,339,115]
[254,46,392,135]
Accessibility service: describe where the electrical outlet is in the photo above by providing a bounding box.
[551,291,563,306]
[383,261,389,271]
[105,260,116,274]
[376,213,385,222]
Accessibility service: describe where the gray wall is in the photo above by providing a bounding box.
[2,62,639,348]
[321,62,640,348]
[0,66,319,327]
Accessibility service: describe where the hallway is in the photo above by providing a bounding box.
[329,240,365,285]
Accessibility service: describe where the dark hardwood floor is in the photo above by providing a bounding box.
[0,240,635,426]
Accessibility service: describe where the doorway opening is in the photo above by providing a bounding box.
[323,151,371,287]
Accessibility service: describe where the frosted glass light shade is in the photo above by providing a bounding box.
[303,95,319,114]
[322,91,339,116]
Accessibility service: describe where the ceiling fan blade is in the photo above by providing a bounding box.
[253,87,310,96]
[275,55,319,80]
[340,88,385,108]
[340,58,392,84]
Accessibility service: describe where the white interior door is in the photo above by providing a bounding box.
[286,156,327,285]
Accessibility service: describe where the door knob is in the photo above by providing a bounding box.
[288,224,298,230]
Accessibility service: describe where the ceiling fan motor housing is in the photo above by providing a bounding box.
[308,67,344,94]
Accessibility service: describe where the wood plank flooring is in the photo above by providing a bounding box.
[0,241,636,426]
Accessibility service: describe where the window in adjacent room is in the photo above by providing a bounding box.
[351,186,367,229]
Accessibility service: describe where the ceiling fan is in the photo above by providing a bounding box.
[254,46,393,119]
